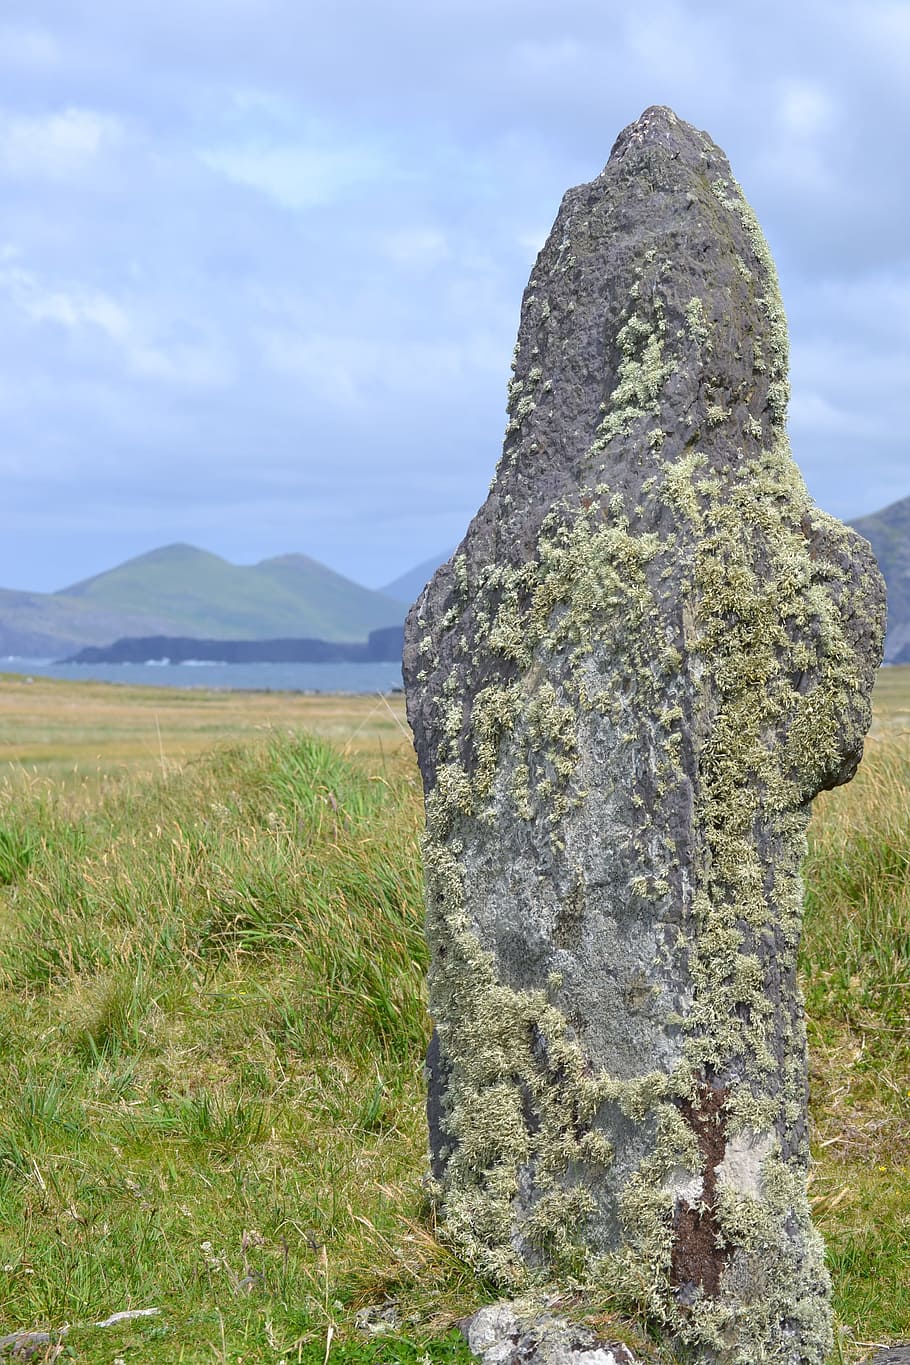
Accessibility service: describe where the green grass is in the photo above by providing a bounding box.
[0,704,907,1362]
[802,734,910,1355]
[0,733,478,1362]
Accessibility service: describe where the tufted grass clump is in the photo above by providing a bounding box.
[0,821,36,884]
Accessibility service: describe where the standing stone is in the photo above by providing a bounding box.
[403,107,885,1364]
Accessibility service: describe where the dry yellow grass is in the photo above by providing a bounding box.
[868,663,910,734]
[0,672,412,788]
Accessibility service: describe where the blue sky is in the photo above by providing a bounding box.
[0,1,907,592]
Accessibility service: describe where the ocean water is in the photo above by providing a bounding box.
[1,657,404,694]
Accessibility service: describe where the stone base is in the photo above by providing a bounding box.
[460,1302,640,1365]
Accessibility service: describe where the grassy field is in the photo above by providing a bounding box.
[0,673,413,786]
[867,665,910,736]
[0,669,907,1362]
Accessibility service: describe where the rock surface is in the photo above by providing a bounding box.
[461,1302,638,1365]
[404,106,886,1365]
[862,1350,910,1365]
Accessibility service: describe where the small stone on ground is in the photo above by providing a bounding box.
[0,1333,62,1361]
[461,1303,639,1365]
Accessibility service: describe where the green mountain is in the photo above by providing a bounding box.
[0,544,406,659]
[0,586,168,660]
[851,496,910,663]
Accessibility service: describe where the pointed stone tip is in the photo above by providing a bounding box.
[607,105,719,173]
[631,104,682,132]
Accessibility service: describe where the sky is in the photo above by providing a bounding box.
[0,1,907,593]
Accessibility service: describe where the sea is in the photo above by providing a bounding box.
[0,657,404,694]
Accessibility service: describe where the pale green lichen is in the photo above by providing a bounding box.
[710,174,790,428]
[684,296,711,349]
[592,303,677,449]
[661,451,708,528]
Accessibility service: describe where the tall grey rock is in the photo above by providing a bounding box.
[403,107,885,1364]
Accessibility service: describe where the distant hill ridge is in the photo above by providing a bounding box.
[1,543,407,659]
[851,496,910,663]
[64,625,404,666]
[55,543,405,640]
[380,550,455,606]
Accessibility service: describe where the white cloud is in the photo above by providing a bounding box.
[0,262,231,389]
[0,106,122,178]
[3,266,126,342]
[854,0,910,62]
[256,333,360,405]
[0,24,60,71]
[620,1,728,89]
[795,349,909,407]
[256,328,502,405]
[380,227,450,270]
[811,270,910,346]
[753,80,840,193]
[200,137,390,210]
[14,274,131,338]
[788,390,878,438]
[515,228,548,263]
[509,36,586,79]
[777,81,834,138]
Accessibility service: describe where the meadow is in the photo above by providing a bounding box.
[0,670,907,1363]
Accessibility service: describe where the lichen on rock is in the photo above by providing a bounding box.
[403,106,886,1364]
